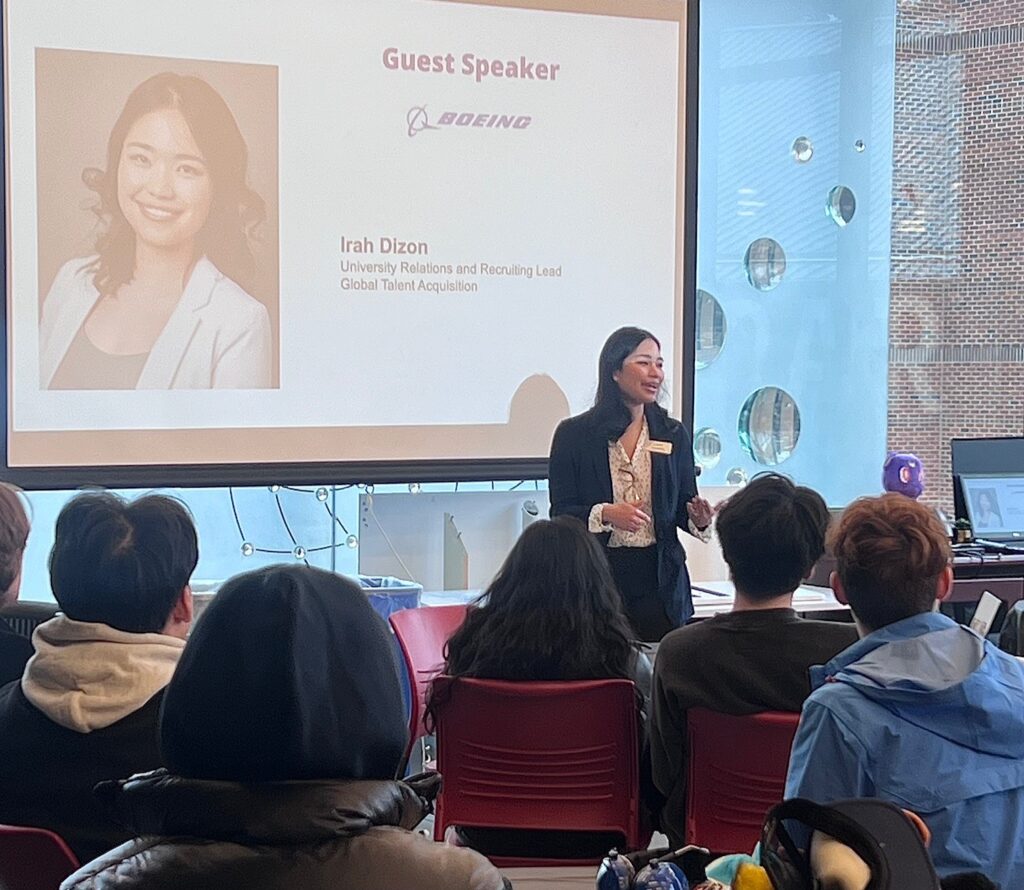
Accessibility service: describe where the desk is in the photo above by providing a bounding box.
[950,553,1024,605]
[690,582,845,618]
[422,584,847,619]
[809,552,1024,609]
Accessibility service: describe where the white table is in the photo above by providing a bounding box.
[691,582,846,617]
[423,583,847,618]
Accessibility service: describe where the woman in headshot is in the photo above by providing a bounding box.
[974,490,1002,528]
[61,565,508,890]
[430,515,651,858]
[40,72,271,390]
[548,326,712,641]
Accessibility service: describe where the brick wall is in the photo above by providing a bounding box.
[889,0,1024,512]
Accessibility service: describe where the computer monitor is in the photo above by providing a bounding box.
[951,437,1024,523]
[959,473,1024,542]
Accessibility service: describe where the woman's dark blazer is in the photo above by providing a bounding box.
[548,404,699,626]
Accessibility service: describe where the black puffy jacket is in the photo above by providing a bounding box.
[61,770,509,890]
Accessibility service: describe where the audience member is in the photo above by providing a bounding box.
[785,493,1024,886]
[0,492,195,863]
[441,515,650,691]
[651,473,858,846]
[432,515,651,858]
[0,484,33,684]
[62,565,508,890]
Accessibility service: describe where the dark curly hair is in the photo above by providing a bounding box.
[433,516,640,697]
[83,72,265,296]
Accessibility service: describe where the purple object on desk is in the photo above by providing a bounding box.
[882,452,925,499]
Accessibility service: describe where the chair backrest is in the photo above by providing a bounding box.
[685,708,801,853]
[0,601,58,639]
[0,824,79,890]
[432,676,640,859]
[388,604,469,751]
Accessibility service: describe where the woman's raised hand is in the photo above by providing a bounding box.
[686,496,714,530]
[602,501,652,533]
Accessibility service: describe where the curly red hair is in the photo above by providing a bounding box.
[828,494,951,630]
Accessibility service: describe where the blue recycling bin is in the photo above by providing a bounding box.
[358,575,422,621]
[358,575,423,767]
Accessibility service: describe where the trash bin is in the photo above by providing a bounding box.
[358,576,423,765]
[357,575,422,622]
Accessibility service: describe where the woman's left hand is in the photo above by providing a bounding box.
[686,496,714,530]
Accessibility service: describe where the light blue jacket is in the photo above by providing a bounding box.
[785,611,1024,887]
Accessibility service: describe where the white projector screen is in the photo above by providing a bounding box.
[2,0,695,487]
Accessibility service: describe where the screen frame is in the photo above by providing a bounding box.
[951,436,1024,524]
[0,0,700,490]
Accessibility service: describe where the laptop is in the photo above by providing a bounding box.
[959,473,1024,543]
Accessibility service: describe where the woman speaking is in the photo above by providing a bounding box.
[549,327,712,641]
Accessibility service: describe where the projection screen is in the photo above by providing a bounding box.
[2,0,696,487]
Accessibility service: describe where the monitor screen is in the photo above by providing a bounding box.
[951,437,1024,525]
[959,473,1024,542]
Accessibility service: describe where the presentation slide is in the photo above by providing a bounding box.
[3,0,690,474]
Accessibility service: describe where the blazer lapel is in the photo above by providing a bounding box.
[136,257,218,389]
[590,430,614,504]
[646,411,673,525]
[41,275,101,387]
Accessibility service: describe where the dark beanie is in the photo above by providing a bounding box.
[160,564,408,781]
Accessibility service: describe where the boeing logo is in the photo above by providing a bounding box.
[406,106,532,137]
[406,106,439,137]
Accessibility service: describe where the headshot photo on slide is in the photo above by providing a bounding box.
[34,49,280,390]
[973,488,1003,529]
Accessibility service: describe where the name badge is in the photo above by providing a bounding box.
[647,440,673,455]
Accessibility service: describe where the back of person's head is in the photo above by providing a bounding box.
[160,564,408,782]
[828,493,951,632]
[49,492,198,633]
[0,484,29,605]
[716,473,829,601]
[443,516,638,680]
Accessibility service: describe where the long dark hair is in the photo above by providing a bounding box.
[83,72,265,296]
[591,326,669,440]
[439,516,639,684]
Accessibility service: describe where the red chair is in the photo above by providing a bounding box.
[431,676,641,866]
[389,604,469,761]
[0,824,79,890]
[684,708,801,853]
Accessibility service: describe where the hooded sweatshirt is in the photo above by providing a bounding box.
[61,565,508,890]
[24,615,184,731]
[0,615,183,863]
[785,612,1024,887]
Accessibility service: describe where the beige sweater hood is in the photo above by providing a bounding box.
[22,614,184,733]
